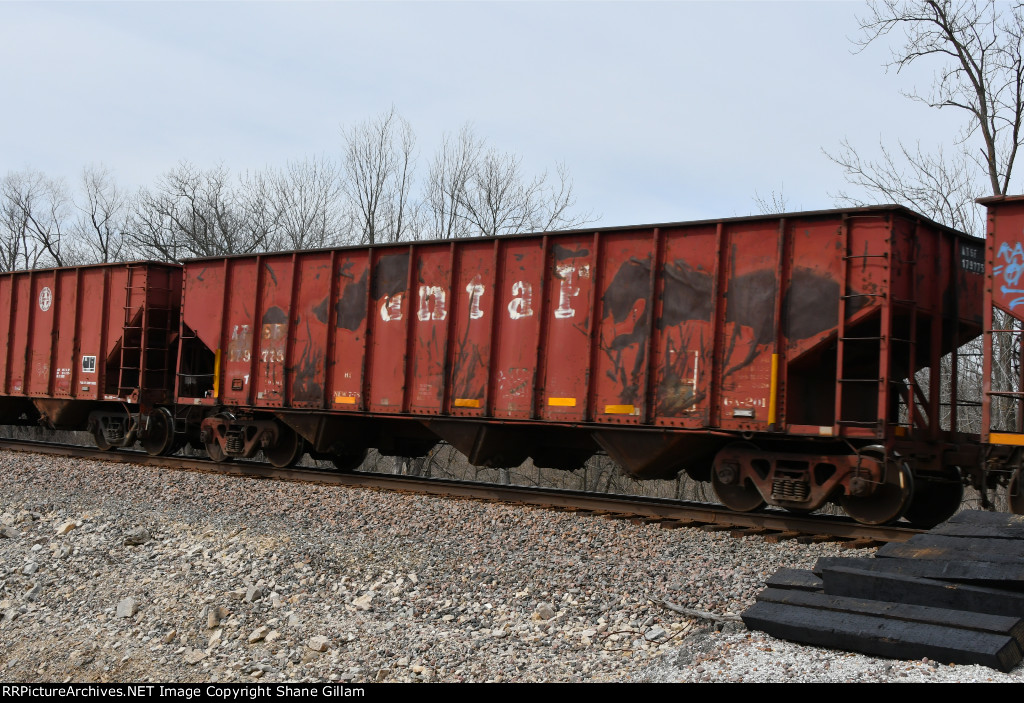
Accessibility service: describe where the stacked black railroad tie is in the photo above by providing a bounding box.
[742,511,1024,672]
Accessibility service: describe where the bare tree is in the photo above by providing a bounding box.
[425,125,481,239]
[0,169,71,270]
[829,0,1024,227]
[457,148,587,237]
[752,184,791,215]
[72,164,129,264]
[259,156,350,251]
[129,161,273,262]
[341,108,419,244]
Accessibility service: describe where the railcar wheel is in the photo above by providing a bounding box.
[94,427,113,452]
[711,443,766,512]
[141,407,175,457]
[204,432,230,463]
[265,425,305,469]
[903,473,964,529]
[1009,469,1024,515]
[840,454,914,526]
[331,450,367,473]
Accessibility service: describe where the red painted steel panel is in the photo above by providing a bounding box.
[220,258,259,407]
[28,272,55,396]
[491,238,543,418]
[409,245,454,414]
[367,248,411,413]
[538,234,594,422]
[717,220,780,431]
[447,241,497,417]
[329,251,371,410]
[592,231,654,425]
[9,275,31,394]
[53,269,78,397]
[76,268,106,400]
[287,252,331,409]
[0,277,11,394]
[255,255,294,408]
[652,225,716,428]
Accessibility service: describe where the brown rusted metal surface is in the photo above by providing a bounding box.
[176,206,984,523]
[0,262,181,419]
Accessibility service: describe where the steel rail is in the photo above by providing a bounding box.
[0,438,921,543]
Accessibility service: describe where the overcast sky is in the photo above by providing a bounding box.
[0,1,966,228]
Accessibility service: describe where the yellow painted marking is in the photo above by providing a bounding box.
[768,354,779,425]
[454,398,481,408]
[604,404,635,414]
[818,426,834,437]
[991,432,1024,446]
[213,349,221,399]
[548,397,577,407]
[334,395,357,405]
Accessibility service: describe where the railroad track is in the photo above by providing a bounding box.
[0,438,921,545]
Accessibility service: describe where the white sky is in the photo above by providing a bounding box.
[0,0,967,228]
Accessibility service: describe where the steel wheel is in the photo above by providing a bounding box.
[94,427,113,451]
[265,424,305,469]
[903,472,964,529]
[711,443,765,512]
[204,433,229,463]
[331,449,367,473]
[841,454,914,525]
[141,407,175,457]
[1009,469,1024,515]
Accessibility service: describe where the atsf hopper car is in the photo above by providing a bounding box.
[0,262,182,454]
[177,206,984,526]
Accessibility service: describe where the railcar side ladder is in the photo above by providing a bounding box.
[118,265,174,400]
[834,216,890,436]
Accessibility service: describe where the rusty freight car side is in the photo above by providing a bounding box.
[0,262,183,453]
[180,206,983,526]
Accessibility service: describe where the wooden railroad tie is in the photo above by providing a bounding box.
[744,510,1024,672]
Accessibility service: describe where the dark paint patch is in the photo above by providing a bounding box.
[265,263,278,286]
[291,318,324,403]
[553,244,589,261]
[725,269,777,347]
[312,298,328,325]
[336,269,368,331]
[599,257,653,405]
[784,268,839,341]
[722,268,777,378]
[262,306,288,325]
[659,261,713,328]
[602,257,650,323]
[372,253,410,300]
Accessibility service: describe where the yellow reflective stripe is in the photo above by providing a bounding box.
[213,349,221,399]
[604,404,635,414]
[454,398,481,408]
[547,397,577,407]
[990,432,1024,446]
[768,353,779,425]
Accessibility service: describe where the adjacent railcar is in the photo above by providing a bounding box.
[0,262,183,454]
[179,206,984,525]
[979,195,1024,514]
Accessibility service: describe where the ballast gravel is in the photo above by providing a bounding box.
[0,450,1021,683]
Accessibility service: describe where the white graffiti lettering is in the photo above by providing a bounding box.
[380,293,404,321]
[996,241,1024,309]
[508,281,534,319]
[554,264,579,319]
[417,285,448,321]
[465,279,485,320]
